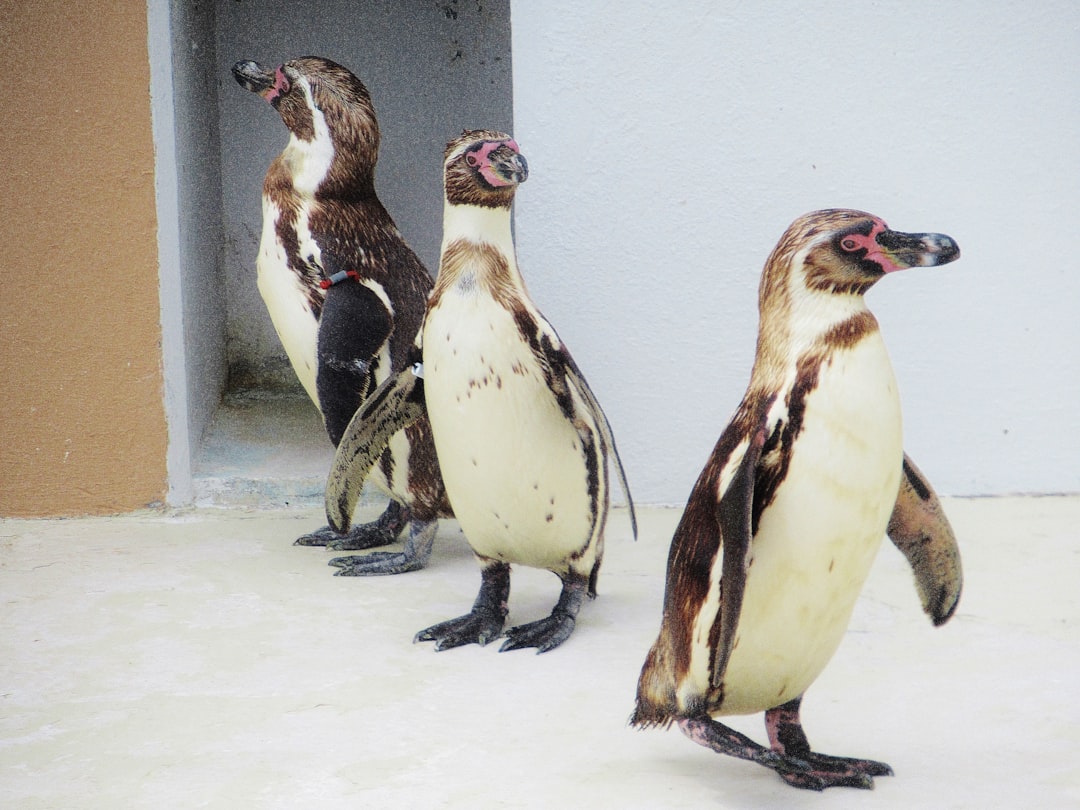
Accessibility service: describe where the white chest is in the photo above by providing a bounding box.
[256,197,321,407]
[422,284,597,571]
[716,335,904,714]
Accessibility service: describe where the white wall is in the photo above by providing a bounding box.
[510,0,1080,501]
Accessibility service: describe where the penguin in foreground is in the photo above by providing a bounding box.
[325,130,637,652]
[631,209,963,790]
[232,57,450,574]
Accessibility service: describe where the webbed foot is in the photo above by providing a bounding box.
[295,500,407,549]
[678,716,793,776]
[414,562,509,651]
[765,696,893,791]
[774,753,892,791]
[499,571,588,653]
[499,613,576,653]
[414,610,506,650]
[329,519,437,576]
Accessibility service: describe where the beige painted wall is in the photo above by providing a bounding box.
[0,2,168,516]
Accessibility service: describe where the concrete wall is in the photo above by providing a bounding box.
[217,0,513,393]
[0,1,169,516]
[3,1,1075,517]
[510,0,1080,500]
[150,0,229,506]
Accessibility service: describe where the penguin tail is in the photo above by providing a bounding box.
[631,639,684,729]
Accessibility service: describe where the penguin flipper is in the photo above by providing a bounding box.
[710,415,770,690]
[887,453,963,626]
[316,277,394,446]
[324,356,426,533]
[562,359,638,539]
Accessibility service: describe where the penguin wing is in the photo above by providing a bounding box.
[316,281,394,445]
[708,408,770,689]
[560,355,639,540]
[324,349,426,533]
[887,453,963,625]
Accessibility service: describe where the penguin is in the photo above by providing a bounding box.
[631,209,963,790]
[325,130,637,652]
[231,56,450,574]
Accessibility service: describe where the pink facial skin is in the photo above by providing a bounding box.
[838,220,907,273]
[264,67,290,103]
[466,139,521,187]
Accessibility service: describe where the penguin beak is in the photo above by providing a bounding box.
[875,229,961,273]
[232,60,289,103]
[232,60,273,93]
[488,146,529,186]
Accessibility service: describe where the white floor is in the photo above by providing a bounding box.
[2,498,1078,808]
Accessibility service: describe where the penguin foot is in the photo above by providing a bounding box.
[499,570,589,654]
[295,524,392,549]
[764,696,892,791]
[678,716,790,774]
[499,613,576,653]
[295,501,408,549]
[414,562,510,651]
[329,519,438,576]
[773,753,892,791]
[414,609,506,650]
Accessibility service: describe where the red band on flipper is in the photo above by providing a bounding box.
[319,270,360,289]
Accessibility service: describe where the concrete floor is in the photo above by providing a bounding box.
[2,497,1078,808]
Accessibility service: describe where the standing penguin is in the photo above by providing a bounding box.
[325,130,636,652]
[232,57,450,574]
[631,209,963,790]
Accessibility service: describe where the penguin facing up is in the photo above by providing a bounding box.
[231,56,450,574]
[631,209,963,790]
[325,130,637,653]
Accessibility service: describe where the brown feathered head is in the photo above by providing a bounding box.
[442,129,528,209]
[233,56,380,193]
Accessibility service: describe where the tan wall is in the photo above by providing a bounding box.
[0,2,168,516]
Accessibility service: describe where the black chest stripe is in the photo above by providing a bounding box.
[901,455,932,501]
[510,306,603,554]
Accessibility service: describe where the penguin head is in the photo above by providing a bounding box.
[763,209,961,299]
[443,130,528,208]
[232,57,379,189]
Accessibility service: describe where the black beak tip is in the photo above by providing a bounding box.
[937,237,961,265]
[231,60,270,92]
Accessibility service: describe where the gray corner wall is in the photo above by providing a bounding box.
[150,0,228,505]
[153,1,513,503]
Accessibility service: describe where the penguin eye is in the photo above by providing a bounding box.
[841,237,859,251]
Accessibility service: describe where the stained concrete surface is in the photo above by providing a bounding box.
[1,498,1078,808]
[192,394,333,509]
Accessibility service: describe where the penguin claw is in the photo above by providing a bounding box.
[777,768,872,791]
[760,696,892,790]
[293,525,339,547]
[295,502,408,549]
[325,528,397,551]
[413,609,506,651]
[498,613,576,654]
[307,513,436,577]
[294,523,396,549]
[774,754,891,791]
[328,519,438,575]
[329,551,425,576]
